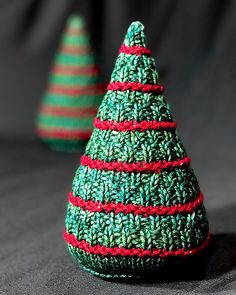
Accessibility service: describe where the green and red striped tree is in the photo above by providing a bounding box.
[36,14,105,151]
[64,22,209,278]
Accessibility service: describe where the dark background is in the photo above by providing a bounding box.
[0,0,236,294]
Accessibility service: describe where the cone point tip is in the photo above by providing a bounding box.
[68,14,85,29]
[128,21,145,33]
[124,21,146,47]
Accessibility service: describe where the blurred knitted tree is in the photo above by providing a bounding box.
[64,21,209,278]
[36,14,105,151]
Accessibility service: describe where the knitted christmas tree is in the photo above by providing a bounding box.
[64,21,210,278]
[36,14,105,151]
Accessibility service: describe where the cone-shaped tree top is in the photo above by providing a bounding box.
[36,14,105,152]
[123,21,146,47]
[65,21,209,278]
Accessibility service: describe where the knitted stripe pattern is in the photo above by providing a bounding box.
[65,21,209,278]
[36,14,105,152]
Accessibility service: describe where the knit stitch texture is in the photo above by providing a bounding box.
[64,21,209,278]
[36,14,105,152]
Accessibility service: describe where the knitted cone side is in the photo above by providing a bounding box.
[65,21,209,278]
[36,14,105,152]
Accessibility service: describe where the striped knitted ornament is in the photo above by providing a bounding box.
[65,21,210,278]
[36,14,105,152]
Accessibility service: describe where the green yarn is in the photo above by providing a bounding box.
[124,22,146,47]
[111,54,158,84]
[62,34,90,47]
[42,138,85,152]
[72,166,200,206]
[37,116,94,129]
[36,14,104,152]
[68,244,164,278]
[66,204,208,249]
[55,53,94,66]
[65,21,209,278]
[69,15,84,28]
[85,128,187,162]
[49,75,99,86]
[97,91,172,122]
[43,94,102,108]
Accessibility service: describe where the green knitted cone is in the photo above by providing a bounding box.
[64,21,210,278]
[36,14,105,152]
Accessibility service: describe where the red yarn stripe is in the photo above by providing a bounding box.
[94,118,176,132]
[69,192,203,216]
[37,127,92,140]
[80,155,191,173]
[40,105,97,118]
[119,44,151,56]
[48,83,105,96]
[64,231,210,258]
[61,46,90,55]
[107,81,164,94]
[52,65,99,76]
[64,28,85,36]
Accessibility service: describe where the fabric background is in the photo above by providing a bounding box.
[0,1,236,294]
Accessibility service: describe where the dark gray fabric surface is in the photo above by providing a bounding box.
[0,1,236,294]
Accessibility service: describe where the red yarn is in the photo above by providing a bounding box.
[61,46,90,55]
[107,81,164,94]
[48,83,105,96]
[40,105,97,118]
[37,128,92,140]
[119,44,151,56]
[64,28,85,36]
[52,65,99,76]
[80,155,191,173]
[64,231,210,258]
[94,118,176,132]
[69,192,204,216]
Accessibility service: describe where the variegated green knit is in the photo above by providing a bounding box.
[64,21,209,278]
